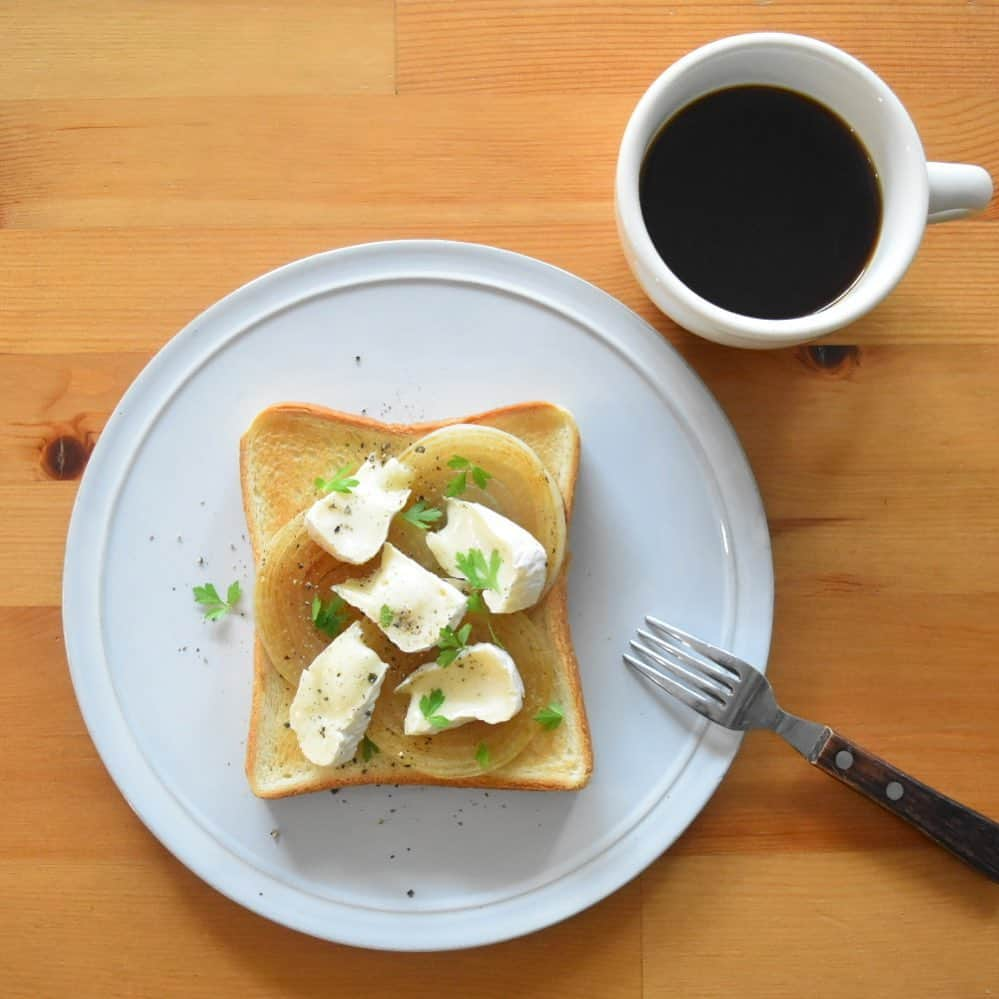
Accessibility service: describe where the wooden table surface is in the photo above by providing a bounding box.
[3,2,998,996]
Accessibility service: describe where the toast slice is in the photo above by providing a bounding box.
[240,402,592,797]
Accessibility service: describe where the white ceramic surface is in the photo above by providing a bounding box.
[63,241,773,951]
[615,32,994,349]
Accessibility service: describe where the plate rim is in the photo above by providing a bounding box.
[63,239,773,950]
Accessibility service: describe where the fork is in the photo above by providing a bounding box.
[625,617,999,881]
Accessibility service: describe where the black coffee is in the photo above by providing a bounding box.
[639,85,882,320]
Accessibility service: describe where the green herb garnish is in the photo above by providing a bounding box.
[444,471,466,497]
[311,595,348,638]
[402,500,443,531]
[466,590,485,613]
[475,742,490,769]
[534,703,564,731]
[360,735,380,762]
[314,465,359,495]
[445,455,492,497]
[193,581,242,621]
[437,623,472,667]
[455,548,502,595]
[419,688,450,729]
[379,604,395,627]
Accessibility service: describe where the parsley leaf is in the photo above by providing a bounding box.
[444,469,467,497]
[314,465,360,495]
[534,703,564,731]
[445,455,492,497]
[466,590,485,613]
[194,580,242,621]
[360,735,380,762]
[311,595,348,638]
[437,622,472,667]
[419,688,450,729]
[475,742,490,769]
[402,500,443,531]
[379,604,395,627]
[455,548,502,594]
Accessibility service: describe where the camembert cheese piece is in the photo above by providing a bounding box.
[305,455,412,565]
[332,543,467,653]
[289,622,388,766]
[427,498,548,613]
[395,642,525,734]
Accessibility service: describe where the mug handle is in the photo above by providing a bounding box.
[926,162,993,223]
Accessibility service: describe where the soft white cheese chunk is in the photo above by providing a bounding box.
[289,622,388,766]
[426,498,548,613]
[332,543,467,653]
[394,642,525,734]
[305,455,412,565]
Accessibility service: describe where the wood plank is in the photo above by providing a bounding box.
[0,487,76,606]
[1,93,996,230]
[0,1,394,99]
[5,343,999,605]
[0,353,143,482]
[640,849,999,998]
[2,223,999,353]
[398,0,999,104]
[4,346,999,482]
[0,94,622,229]
[0,857,641,998]
[700,342,999,475]
[1,608,139,858]
[2,611,642,997]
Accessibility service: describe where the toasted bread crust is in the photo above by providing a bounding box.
[241,401,590,797]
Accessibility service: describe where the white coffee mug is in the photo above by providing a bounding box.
[615,33,994,349]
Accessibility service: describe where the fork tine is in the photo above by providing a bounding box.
[636,628,734,694]
[629,640,725,708]
[623,653,716,718]
[645,617,745,678]
[631,628,732,703]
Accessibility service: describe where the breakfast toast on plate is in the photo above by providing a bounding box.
[240,402,592,798]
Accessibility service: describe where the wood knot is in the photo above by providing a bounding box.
[797,344,860,376]
[40,434,90,480]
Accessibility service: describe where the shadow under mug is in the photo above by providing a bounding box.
[615,33,994,349]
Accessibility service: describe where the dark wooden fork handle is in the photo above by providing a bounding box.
[812,730,999,882]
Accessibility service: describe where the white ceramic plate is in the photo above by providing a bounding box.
[64,241,772,951]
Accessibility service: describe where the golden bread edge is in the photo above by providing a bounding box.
[240,401,589,796]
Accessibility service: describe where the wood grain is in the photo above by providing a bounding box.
[397,1,999,98]
[5,344,999,608]
[2,224,999,349]
[3,0,998,995]
[3,861,641,999]
[0,1,395,99]
[2,92,996,230]
[641,849,999,999]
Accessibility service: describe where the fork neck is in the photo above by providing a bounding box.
[773,710,829,760]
